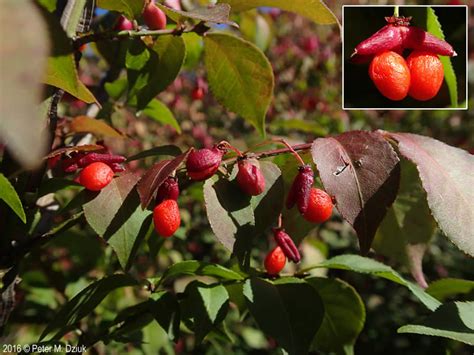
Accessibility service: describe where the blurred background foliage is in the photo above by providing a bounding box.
[1,0,473,354]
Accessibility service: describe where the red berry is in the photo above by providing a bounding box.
[191,87,205,101]
[79,162,114,191]
[302,188,333,223]
[153,199,181,237]
[286,165,314,214]
[369,51,410,101]
[143,1,167,30]
[115,15,133,31]
[236,160,265,196]
[186,146,225,181]
[264,247,286,275]
[156,177,179,203]
[406,50,444,101]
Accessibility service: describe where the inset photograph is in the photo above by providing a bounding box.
[342,5,467,110]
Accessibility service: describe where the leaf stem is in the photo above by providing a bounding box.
[394,6,399,18]
[222,143,312,165]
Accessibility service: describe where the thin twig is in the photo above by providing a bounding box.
[74,22,209,47]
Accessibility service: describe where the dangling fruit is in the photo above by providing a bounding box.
[153,199,181,237]
[302,188,333,223]
[79,162,114,191]
[264,246,286,275]
[186,145,226,181]
[236,159,265,196]
[156,177,179,203]
[286,165,314,214]
[143,1,167,30]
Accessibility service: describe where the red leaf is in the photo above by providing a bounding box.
[311,131,400,254]
[137,150,190,209]
[386,132,474,256]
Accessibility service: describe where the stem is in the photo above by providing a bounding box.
[393,6,399,18]
[272,139,306,166]
[218,141,243,157]
[222,143,312,165]
[74,22,208,47]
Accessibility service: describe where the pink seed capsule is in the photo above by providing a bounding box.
[63,163,79,173]
[114,15,133,31]
[286,165,314,214]
[186,146,226,181]
[353,16,456,59]
[353,25,403,57]
[156,177,179,203]
[77,153,126,168]
[109,163,126,173]
[400,26,456,57]
[236,159,265,196]
[273,228,301,263]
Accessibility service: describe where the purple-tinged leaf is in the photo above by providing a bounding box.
[137,150,189,209]
[311,131,400,254]
[387,132,474,257]
[373,159,436,288]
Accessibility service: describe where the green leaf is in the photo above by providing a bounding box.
[62,0,87,38]
[243,277,324,355]
[203,161,283,266]
[426,278,474,302]
[270,118,328,136]
[0,173,26,223]
[105,78,128,100]
[151,291,181,341]
[97,0,144,20]
[140,99,181,133]
[126,145,182,162]
[70,115,125,138]
[42,12,97,103]
[38,178,82,197]
[159,261,245,285]
[127,36,185,110]
[156,3,237,27]
[203,33,274,136]
[0,1,49,168]
[373,159,436,287]
[40,274,137,340]
[426,7,458,107]
[219,0,338,25]
[307,277,365,354]
[83,173,151,269]
[398,301,474,345]
[182,32,203,68]
[310,254,441,311]
[110,291,180,342]
[182,281,229,344]
[240,11,272,52]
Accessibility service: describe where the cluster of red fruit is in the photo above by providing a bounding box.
[264,163,333,275]
[152,143,334,276]
[352,16,456,101]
